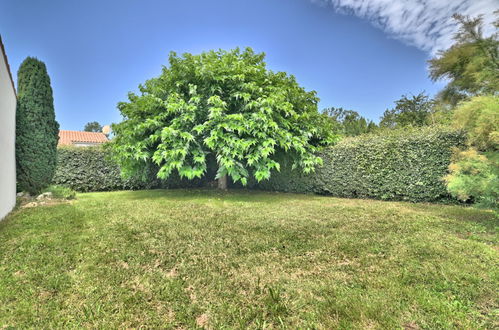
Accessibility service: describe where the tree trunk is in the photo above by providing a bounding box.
[217,174,228,190]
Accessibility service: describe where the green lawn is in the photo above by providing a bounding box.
[0,190,497,328]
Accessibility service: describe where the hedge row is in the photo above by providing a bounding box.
[252,126,466,202]
[53,146,208,192]
[54,126,465,202]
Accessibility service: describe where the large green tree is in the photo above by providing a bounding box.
[429,13,499,105]
[16,57,60,194]
[112,48,337,189]
[379,92,434,128]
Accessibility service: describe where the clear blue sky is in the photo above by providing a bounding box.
[1,0,449,130]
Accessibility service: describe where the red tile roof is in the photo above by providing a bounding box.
[58,130,108,146]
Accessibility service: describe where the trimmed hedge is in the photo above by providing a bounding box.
[253,126,466,202]
[53,146,208,192]
[54,127,465,202]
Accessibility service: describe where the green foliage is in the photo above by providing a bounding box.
[445,149,498,210]
[84,121,103,132]
[429,14,499,105]
[379,92,434,128]
[43,185,77,200]
[445,95,498,210]
[452,95,499,151]
[323,107,377,136]
[254,126,466,202]
[111,48,338,187]
[16,57,60,194]
[428,98,455,125]
[54,127,465,203]
[53,146,209,192]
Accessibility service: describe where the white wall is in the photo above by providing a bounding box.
[0,38,17,220]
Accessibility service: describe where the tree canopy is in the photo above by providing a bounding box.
[16,57,59,194]
[379,92,434,128]
[452,95,499,151]
[429,13,499,105]
[323,107,377,136]
[111,48,337,188]
[84,121,103,132]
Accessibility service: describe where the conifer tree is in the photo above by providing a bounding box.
[16,57,59,194]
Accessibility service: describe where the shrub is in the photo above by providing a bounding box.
[54,127,466,203]
[16,57,60,194]
[252,126,466,202]
[452,95,499,151]
[43,185,77,200]
[53,146,208,192]
[445,149,498,210]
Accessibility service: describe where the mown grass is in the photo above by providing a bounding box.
[0,189,497,328]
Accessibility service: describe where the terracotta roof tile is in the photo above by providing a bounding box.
[58,130,108,146]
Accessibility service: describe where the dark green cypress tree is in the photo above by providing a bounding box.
[16,57,59,194]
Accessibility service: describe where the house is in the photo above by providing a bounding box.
[58,130,109,147]
[0,35,17,220]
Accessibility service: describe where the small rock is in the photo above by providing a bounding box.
[16,192,24,197]
[36,192,53,200]
[22,202,38,208]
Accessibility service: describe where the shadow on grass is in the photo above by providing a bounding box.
[102,188,316,204]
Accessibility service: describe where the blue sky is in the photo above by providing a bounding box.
[1,0,496,130]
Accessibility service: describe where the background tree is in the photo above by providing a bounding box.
[16,57,59,194]
[84,121,103,132]
[452,95,498,151]
[111,48,337,189]
[379,92,434,128]
[429,13,499,105]
[323,107,377,136]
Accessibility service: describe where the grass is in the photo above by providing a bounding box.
[0,189,497,329]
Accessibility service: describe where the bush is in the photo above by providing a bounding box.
[252,126,466,202]
[43,185,77,200]
[452,95,499,151]
[54,127,466,203]
[53,146,209,192]
[445,149,498,210]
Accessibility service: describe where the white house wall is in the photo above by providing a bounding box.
[0,38,16,220]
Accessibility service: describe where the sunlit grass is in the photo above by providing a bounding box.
[0,189,497,328]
